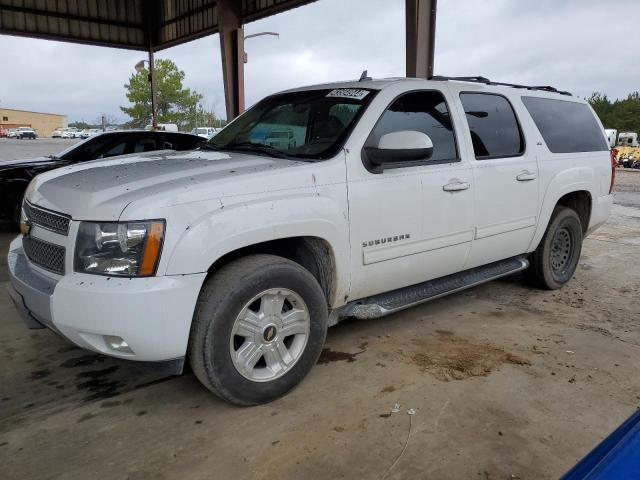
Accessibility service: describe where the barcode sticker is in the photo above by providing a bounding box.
[326,89,370,100]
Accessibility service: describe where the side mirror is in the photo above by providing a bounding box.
[364,130,434,169]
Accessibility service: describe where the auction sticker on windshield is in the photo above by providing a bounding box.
[326,89,370,100]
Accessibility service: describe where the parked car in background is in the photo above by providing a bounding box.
[8,129,18,138]
[0,130,205,225]
[51,129,63,138]
[191,127,217,139]
[6,77,614,406]
[0,128,7,138]
[17,127,37,139]
[146,123,179,132]
[61,130,75,139]
[79,129,100,139]
[63,127,78,138]
[265,129,296,149]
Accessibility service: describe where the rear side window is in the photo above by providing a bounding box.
[368,90,458,162]
[460,93,524,159]
[133,138,158,153]
[521,97,608,153]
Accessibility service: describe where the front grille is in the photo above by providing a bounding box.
[23,236,66,275]
[24,203,70,236]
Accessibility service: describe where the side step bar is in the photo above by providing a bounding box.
[339,256,529,321]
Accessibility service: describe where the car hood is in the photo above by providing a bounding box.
[26,149,312,220]
[0,156,66,172]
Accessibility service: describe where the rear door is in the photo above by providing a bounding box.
[456,91,539,268]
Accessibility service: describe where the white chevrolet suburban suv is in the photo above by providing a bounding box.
[7,77,615,405]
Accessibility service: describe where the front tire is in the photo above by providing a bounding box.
[525,206,583,290]
[189,254,328,405]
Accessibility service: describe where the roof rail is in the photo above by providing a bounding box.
[431,75,572,96]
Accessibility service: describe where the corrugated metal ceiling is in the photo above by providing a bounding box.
[0,0,316,51]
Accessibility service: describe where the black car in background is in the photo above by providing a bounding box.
[0,130,206,225]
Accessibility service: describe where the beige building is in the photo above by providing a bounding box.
[0,108,67,138]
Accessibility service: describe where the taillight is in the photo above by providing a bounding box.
[609,148,617,194]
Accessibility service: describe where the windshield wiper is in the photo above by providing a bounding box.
[199,143,222,151]
[222,142,289,159]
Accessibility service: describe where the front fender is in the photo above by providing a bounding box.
[164,192,350,304]
[528,167,596,251]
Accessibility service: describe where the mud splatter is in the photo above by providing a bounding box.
[61,354,105,368]
[75,365,121,401]
[404,332,530,381]
[317,348,359,364]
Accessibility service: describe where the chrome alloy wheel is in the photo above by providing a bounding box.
[229,288,310,382]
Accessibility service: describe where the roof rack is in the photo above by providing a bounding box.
[431,76,572,96]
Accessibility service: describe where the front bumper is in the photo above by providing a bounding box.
[7,236,207,364]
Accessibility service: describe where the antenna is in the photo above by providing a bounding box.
[359,70,371,82]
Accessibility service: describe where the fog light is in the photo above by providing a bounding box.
[104,335,134,354]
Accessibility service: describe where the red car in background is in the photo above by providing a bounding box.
[0,128,8,138]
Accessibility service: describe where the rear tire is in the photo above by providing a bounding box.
[189,254,328,405]
[525,206,583,290]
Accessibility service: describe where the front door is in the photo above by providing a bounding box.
[347,89,475,301]
[455,91,539,268]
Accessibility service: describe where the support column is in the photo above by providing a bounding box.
[218,0,245,120]
[149,49,158,129]
[406,0,437,79]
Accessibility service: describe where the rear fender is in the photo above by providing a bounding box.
[528,167,596,251]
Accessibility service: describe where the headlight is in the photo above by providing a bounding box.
[74,221,165,277]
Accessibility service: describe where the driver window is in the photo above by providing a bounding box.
[368,91,458,162]
[101,141,128,158]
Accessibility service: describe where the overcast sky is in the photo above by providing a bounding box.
[1,0,638,123]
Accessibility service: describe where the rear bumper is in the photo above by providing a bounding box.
[7,236,206,367]
[586,194,614,236]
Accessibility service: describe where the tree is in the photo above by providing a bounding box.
[588,91,640,135]
[120,59,202,129]
[183,102,222,132]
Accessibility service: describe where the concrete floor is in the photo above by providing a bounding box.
[1,165,639,479]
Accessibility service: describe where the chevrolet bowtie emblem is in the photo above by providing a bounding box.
[20,219,31,237]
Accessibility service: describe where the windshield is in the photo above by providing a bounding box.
[196,128,209,134]
[207,88,376,160]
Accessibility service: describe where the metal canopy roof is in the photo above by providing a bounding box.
[0,0,316,51]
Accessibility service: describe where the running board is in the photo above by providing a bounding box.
[340,256,529,321]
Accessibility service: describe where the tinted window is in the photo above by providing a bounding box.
[133,138,157,153]
[102,141,128,158]
[368,91,458,162]
[521,97,608,153]
[168,134,203,151]
[460,93,524,158]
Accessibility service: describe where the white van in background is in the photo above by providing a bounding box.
[618,132,639,147]
[191,127,217,139]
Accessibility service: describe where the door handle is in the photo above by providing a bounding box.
[516,171,537,181]
[443,181,470,192]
